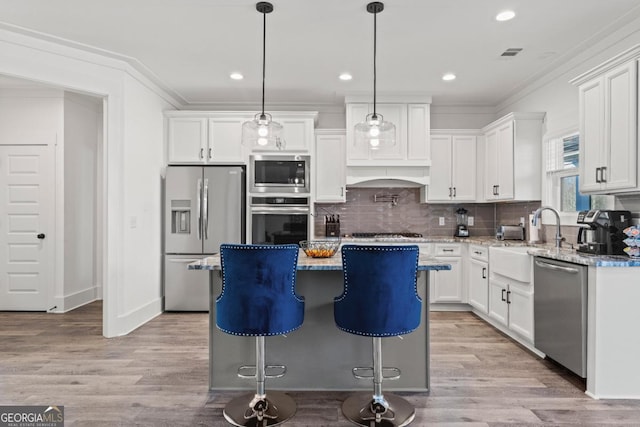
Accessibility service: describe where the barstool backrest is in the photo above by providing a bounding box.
[217,244,304,336]
[335,245,421,337]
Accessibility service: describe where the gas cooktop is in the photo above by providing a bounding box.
[351,232,423,238]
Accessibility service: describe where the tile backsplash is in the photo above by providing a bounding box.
[313,187,541,239]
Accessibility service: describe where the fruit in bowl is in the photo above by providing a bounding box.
[299,240,340,258]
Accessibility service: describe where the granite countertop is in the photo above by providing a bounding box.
[188,250,452,271]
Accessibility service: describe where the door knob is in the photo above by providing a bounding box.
[37,233,46,239]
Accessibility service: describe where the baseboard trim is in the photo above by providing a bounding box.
[113,298,162,337]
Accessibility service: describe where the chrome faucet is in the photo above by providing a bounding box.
[532,206,564,248]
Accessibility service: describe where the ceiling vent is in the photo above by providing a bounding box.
[501,48,523,57]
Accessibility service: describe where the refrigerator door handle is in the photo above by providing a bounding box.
[197,178,202,240]
[203,178,209,239]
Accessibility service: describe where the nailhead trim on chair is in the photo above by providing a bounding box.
[216,243,303,336]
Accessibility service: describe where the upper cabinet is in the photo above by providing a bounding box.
[315,130,346,203]
[571,47,639,194]
[428,131,478,202]
[481,112,545,201]
[345,96,431,166]
[165,111,317,164]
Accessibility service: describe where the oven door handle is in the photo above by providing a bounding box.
[250,207,310,214]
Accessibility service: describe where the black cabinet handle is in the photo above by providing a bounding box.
[199,148,204,159]
[501,289,506,302]
[449,187,452,197]
[37,233,46,239]
[601,166,607,183]
[208,148,212,159]
[482,267,486,279]
[506,290,511,304]
[453,187,456,197]
[443,249,454,252]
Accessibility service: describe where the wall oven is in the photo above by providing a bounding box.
[250,196,310,245]
[249,154,310,194]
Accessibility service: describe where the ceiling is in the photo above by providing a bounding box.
[1,0,640,108]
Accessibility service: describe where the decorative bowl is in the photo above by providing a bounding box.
[299,239,341,258]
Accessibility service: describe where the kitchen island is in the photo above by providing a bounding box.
[189,251,450,391]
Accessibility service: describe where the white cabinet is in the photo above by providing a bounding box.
[315,130,346,202]
[430,243,464,303]
[345,98,431,166]
[428,132,477,202]
[487,246,534,343]
[467,244,489,313]
[574,60,637,193]
[166,114,243,164]
[264,113,316,153]
[481,113,544,201]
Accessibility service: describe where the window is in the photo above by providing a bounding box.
[544,132,612,224]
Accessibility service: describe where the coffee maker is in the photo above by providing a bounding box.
[576,209,631,255]
[454,207,469,237]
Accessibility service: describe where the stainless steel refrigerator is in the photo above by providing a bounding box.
[164,165,245,311]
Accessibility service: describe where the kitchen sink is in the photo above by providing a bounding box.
[489,246,533,283]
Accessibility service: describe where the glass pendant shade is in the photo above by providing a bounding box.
[242,113,284,150]
[355,112,396,150]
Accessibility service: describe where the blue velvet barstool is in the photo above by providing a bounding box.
[217,244,304,426]
[335,245,422,427]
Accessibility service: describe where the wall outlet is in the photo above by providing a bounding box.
[468,216,474,226]
[520,217,525,226]
[439,217,445,226]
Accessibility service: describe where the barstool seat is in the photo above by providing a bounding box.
[217,244,304,426]
[335,245,421,427]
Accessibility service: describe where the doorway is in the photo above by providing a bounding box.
[0,78,104,318]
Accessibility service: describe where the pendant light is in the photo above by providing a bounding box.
[355,2,395,150]
[242,2,285,150]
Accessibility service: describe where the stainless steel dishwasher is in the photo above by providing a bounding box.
[534,257,588,378]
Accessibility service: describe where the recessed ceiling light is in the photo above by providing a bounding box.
[230,72,244,80]
[442,73,456,81]
[496,10,516,21]
[339,73,353,81]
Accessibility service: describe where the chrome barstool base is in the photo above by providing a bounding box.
[342,393,415,427]
[223,391,296,427]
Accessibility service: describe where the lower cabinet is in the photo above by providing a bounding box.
[488,278,534,343]
[468,247,489,313]
[430,244,464,303]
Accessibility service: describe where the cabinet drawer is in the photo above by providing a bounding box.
[434,243,461,256]
[469,244,489,262]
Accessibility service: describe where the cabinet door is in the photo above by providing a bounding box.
[603,61,637,191]
[315,133,346,202]
[370,104,406,161]
[273,116,313,152]
[431,257,463,303]
[507,284,534,342]
[451,135,477,201]
[495,121,514,199]
[428,135,453,201]
[167,117,207,164]
[207,118,243,163]
[579,78,605,192]
[468,258,488,313]
[488,279,508,326]
[407,104,430,161]
[484,129,499,200]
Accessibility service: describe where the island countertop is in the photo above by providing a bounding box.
[189,250,452,271]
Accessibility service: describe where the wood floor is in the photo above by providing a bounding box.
[2,303,640,426]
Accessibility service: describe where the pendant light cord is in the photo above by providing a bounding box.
[261,10,266,117]
[372,9,377,118]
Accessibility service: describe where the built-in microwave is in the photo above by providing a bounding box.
[249,154,310,194]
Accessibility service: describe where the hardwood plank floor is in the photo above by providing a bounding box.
[2,303,640,426]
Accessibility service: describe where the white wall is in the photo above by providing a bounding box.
[63,92,100,310]
[121,74,171,317]
[0,26,181,337]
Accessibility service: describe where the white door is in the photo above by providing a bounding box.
[0,145,54,310]
[451,135,477,201]
[428,135,453,201]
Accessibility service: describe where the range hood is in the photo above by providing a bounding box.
[346,165,430,188]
